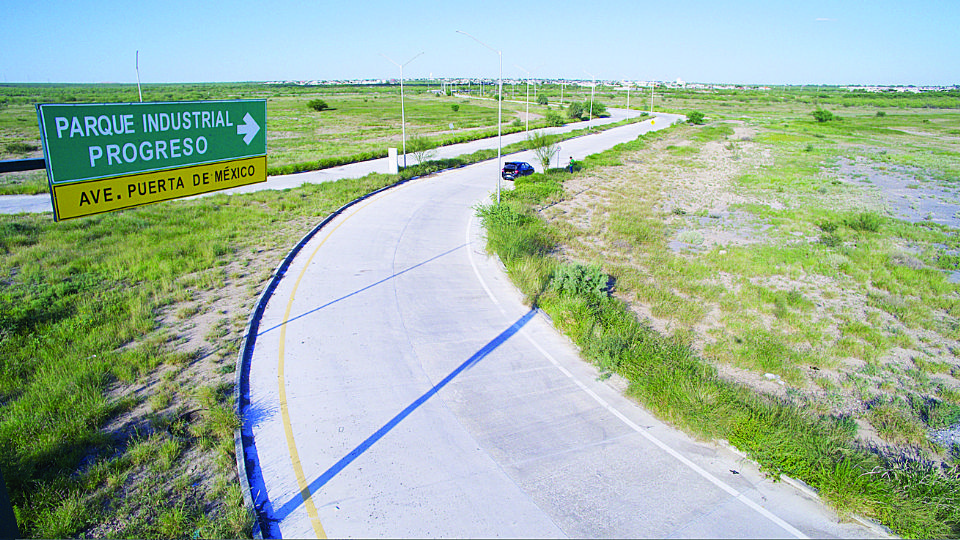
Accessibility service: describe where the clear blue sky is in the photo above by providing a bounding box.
[2,0,957,85]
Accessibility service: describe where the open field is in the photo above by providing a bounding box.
[0,82,628,538]
[2,83,959,537]
[0,82,581,194]
[479,90,960,537]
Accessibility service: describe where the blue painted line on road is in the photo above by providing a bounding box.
[269,308,537,523]
[256,242,469,338]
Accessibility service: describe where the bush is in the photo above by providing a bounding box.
[567,101,585,120]
[545,111,564,127]
[451,104,459,112]
[406,134,437,167]
[551,263,608,298]
[686,111,705,125]
[812,109,834,122]
[844,211,883,233]
[307,99,329,112]
[526,131,560,170]
[537,94,548,106]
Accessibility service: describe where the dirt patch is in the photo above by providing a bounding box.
[542,120,960,452]
[832,156,960,229]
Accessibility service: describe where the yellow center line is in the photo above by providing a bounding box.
[277,193,388,539]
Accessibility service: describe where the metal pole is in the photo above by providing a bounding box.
[626,83,630,110]
[381,52,423,169]
[516,64,531,133]
[650,83,654,113]
[584,70,596,124]
[400,67,406,168]
[497,51,502,205]
[457,30,502,205]
[136,50,142,103]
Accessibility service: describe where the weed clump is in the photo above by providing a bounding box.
[844,211,883,233]
[551,263,607,298]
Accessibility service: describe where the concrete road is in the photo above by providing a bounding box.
[239,116,882,538]
[0,108,645,213]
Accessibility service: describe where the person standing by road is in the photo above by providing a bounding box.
[567,157,574,173]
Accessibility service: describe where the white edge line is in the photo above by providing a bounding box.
[521,329,809,540]
[466,213,502,311]
[463,124,805,539]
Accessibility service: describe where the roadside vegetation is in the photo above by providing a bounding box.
[3,81,959,537]
[0,82,587,194]
[477,90,960,538]
[0,171,414,537]
[0,81,645,537]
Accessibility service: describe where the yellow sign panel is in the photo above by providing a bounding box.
[51,155,267,220]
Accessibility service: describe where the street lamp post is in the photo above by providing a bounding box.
[381,51,424,170]
[516,64,531,133]
[457,30,503,205]
[584,70,597,125]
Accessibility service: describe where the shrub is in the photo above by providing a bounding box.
[686,111,705,125]
[307,99,329,112]
[526,131,560,170]
[551,262,607,298]
[406,134,437,167]
[545,111,565,127]
[844,211,883,233]
[812,109,834,122]
[537,94,548,106]
[450,104,459,112]
[876,111,886,117]
[588,101,609,118]
[567,101,585,120]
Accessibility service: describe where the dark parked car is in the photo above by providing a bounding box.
[501,161,534,180]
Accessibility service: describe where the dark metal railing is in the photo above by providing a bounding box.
[0,158,46,174]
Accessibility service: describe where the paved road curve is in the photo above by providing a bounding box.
[240,116,881,538]
[0,107,642,214]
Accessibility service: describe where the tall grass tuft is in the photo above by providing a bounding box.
[475,128,960,539]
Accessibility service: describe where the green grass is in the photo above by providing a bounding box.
[0,171,404,537]
[0,103,650,536]
[4,81,960,537]
[476,122,960,538]
[0,82,571,182]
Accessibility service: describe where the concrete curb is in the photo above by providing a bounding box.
[720,443,896,538]
[231,114,678,538]
[232,173,423,538]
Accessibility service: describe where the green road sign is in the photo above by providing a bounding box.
[36,100,267,220]
[37,100,266,184]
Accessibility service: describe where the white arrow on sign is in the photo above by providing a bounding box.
[237,113,261,145]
